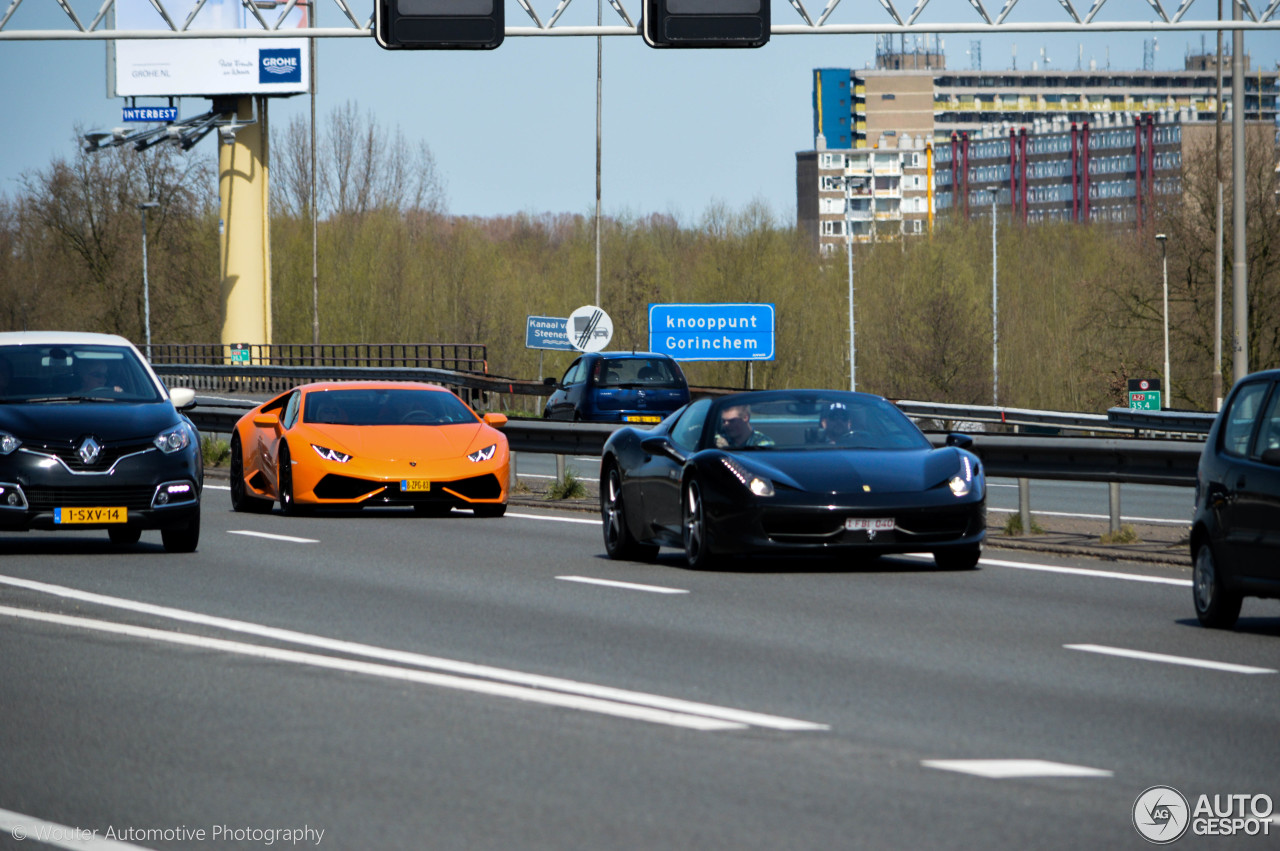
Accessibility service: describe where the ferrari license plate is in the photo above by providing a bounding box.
[845,517,894,532]
[56,506,127,524]
[401,479,432,492]
[625,415,661,423]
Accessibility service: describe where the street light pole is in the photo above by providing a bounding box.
[138,200,160,361]
[1157,233,1170,404]
[989,187,999,407]
[846,223,855,392]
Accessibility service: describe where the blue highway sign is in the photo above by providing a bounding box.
[649,303,775,361]
[525,316,574,351]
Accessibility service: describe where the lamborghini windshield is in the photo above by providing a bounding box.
[304,388,478,426]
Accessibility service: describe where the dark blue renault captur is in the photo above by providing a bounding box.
[542,352,690,424]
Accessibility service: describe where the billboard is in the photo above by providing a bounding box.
[110,0,311,97]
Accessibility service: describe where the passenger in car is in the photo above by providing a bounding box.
[715,404,775,449]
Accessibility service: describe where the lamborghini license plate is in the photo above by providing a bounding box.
[56,506,127,524]
[845,517,894,532]
[401,479,432,492]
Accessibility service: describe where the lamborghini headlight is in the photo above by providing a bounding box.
[0,432,20,455]
[468,444,497,463]
[154,424,191,454]
[721,456,775,497]
[311,444,351,463]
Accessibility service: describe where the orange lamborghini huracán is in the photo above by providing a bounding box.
[230,382,509,517]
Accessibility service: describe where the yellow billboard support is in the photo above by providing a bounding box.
[219,95,272,354]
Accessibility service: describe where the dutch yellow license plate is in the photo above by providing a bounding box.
[56,507,127,524]
[625,415,661,423]
[401,479,432,492]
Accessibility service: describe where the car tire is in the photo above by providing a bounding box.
[682,478,718,569]
[934,545,981,571]
[1193,541,1242,629]
[108,526,142,546]
[277,444,307,516]
[601,464,658,562]
[230,435,272,514]
[161,511,200,553]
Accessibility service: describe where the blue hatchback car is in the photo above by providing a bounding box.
[543,352,690,424]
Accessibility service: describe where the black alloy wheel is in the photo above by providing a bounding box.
[161,510,200,553]
[230,435,271,514]
[602,465,657,561]
[682,478,716,569]
[278,444,305,516]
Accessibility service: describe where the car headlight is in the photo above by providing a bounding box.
[721,456,775,497]
[0,432,20,455]
[948,456,975,497]
[154,424,191,454]
[468,444,497,463]
[312,444,351,463]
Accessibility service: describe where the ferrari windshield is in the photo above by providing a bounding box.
[0,343,163,403]
[304,388,478,426]
[707,391,931,451]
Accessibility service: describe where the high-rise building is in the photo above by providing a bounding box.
[798,48,1279,253]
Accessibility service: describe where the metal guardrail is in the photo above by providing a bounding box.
[156,364,548,402]
[151,343,488,372]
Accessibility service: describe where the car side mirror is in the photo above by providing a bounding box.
[1261,447,1280,467]
[169,387,196,410]
[253,412,280,428]
[543,377,558,387]
[945,433,974,450]
[640,435,683,461]
[483,412,508,428]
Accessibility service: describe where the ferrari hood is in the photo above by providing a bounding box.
[303,421,499,461]
[744,447,965,495]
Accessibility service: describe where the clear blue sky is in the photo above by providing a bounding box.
[2,0,1275,223]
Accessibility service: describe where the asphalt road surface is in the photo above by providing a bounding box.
[1,490,1276,850]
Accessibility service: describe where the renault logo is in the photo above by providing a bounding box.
[77,437,102,465]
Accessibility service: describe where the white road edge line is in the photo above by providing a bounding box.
[0,575,825,732]
[0,606,743,731]
[557,576,688,594]
[0,806,155,850]
[507,512,599,525]
[978,557,1192,587]
[1065,644,1277,674]
[921,759,1113,779]
[227,530,319,544]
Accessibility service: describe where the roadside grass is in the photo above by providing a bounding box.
[546,470,588,500]
[202,436,230,468]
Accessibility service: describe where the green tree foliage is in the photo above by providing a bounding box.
[5,115,1277,416]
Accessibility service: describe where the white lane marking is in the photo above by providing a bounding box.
[507,512,599,525]
[204,483,230,491]
[0,575,825,732]
[0,807,154,850]
[897,553,1191,586]
[227,530,318,544]
[1065,644,1277,675]
[987,507,1189,526]
[922,759,1112,779]
[557,576,689,595]
[0,606,741,731]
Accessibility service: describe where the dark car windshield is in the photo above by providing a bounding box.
[706,392,932,452]
[593,357,686,389]
[304,388,478,426]
[0,344,164,403]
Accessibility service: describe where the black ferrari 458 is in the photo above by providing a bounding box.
[599,389,986,569]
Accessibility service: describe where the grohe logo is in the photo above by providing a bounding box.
[259,49,301,84]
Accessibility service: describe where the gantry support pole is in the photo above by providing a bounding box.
[219,95,272,351]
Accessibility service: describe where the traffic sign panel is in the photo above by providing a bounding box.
[648,303,774,361]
